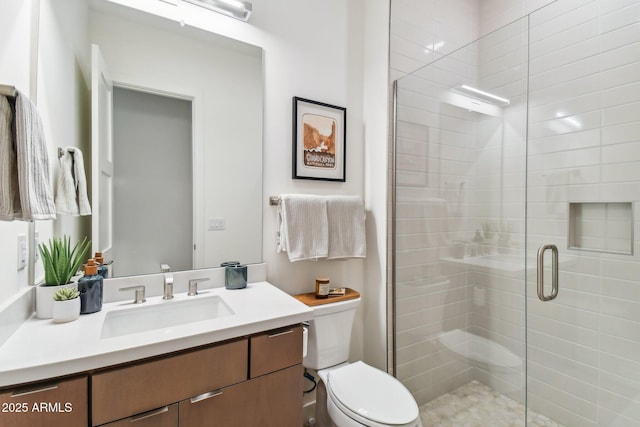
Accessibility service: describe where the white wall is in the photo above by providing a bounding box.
[252,0,367,362]
[0,0,39,301]
[363,0,391,371]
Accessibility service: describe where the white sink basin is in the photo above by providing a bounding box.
[101,295,234,338]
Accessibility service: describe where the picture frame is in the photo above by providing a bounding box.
[292,97,346,182]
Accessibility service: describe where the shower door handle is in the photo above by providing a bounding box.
[537,244,559,301]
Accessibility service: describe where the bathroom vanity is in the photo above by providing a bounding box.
[0,282,312,426]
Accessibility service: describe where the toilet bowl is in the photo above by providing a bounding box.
[319,361,421,427]
[301,296,422,427]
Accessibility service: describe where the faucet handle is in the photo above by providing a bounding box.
[119,286,146,304]
[188,278,210,296]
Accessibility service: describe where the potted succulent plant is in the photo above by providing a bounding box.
[52,287,81,323]
[35,236,91,319]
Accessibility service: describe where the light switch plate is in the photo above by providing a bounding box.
[208,218,225,231]
[17,234,27,270]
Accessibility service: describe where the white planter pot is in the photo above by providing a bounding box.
[36,281,78,319]
[52,298,80,323]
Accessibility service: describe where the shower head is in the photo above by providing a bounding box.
[451,85,510,107]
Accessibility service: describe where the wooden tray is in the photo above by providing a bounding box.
[293,288,360,307]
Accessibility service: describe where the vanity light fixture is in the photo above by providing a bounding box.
[183,0,252,21]
[452,84,510,106]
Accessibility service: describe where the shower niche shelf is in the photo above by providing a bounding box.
[568,202,633,255]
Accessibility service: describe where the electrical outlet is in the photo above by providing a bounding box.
[208,218,225,231]
[17,234,27,271]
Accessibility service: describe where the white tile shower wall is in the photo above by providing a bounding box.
[390,0,479,81]
[526,1,640,426]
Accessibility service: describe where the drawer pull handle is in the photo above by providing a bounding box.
[268,329,293,338]
[190,390,223,404]
[130,406,169,422]
[11,384,59,397]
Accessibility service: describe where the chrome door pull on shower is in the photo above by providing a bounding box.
[537,244,559,302]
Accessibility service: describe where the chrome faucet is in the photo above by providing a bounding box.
[163,272,174,300]
[188,278,210,296]
[119,286,146,304]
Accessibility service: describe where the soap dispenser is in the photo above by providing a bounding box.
[78,258,103,314]
[94,252,109,279]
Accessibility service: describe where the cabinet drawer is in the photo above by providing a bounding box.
[99,403,178,427]
[0,376,88,427]
[179,364,303,427]
[250,324,302,378]
[92,338,248,425]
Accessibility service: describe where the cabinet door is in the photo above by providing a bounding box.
[0,376,88,427]
[180,364,303,427]
[99,403,178,427]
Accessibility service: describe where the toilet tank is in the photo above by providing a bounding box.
[303,298,360,370]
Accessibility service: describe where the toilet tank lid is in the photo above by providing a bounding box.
[327,361,418,425]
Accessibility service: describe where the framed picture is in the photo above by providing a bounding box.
[292,97,346,182]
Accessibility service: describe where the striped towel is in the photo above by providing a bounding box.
[0,95,19,220]
[13,91,56,220]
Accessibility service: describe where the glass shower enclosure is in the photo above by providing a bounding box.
[393,1,640,426]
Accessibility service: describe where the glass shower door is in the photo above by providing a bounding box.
[394,17,530,426]
[525,2,640,426]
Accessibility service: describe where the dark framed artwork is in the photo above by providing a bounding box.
[292,97,346,182]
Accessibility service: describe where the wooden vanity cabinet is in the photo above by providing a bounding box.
[0,375,88,427]
[3,324,303,427]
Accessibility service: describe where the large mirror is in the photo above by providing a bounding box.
[39,0,263,278]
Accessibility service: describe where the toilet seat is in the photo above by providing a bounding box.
[326,361,419,427]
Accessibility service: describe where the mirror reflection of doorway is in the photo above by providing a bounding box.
[112,87,193,276]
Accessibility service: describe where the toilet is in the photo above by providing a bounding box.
[304,297,422,427]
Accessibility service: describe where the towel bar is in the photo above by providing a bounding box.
[0,84,16,97]
[269,196,280,206]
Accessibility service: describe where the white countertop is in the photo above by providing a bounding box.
[0,282,313,388]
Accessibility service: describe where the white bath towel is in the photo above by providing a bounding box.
[0,95,19,220]
[277,194,329,262]
[1,91,56,221]
[326,195,366,259]
[55,147,91,216]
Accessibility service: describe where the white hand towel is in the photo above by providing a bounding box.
[327,195,366,259]
[13,91,56,220]
[277,194,329,262]
[55,147,92,216]
[55,150,78,215]
[69,147,91,215]
[0,95,19,220]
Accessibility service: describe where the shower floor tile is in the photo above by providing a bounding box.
[419,381,564,427]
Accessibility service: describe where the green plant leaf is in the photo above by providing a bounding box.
[53,287,80,301]
[38,235,91,285]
